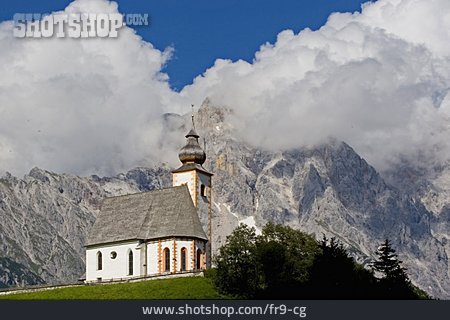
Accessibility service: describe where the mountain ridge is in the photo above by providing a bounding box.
[0,101,449,298]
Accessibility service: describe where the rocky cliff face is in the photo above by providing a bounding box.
[1,101,449,298]
[0,167,169,286]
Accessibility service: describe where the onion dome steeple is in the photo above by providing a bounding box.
[178,109,206,165]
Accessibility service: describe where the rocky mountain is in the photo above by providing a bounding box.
[0,166,169,286]
[0,257,43,288]
[1,100,450,298]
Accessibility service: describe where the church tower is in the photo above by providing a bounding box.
[172,113,213,267]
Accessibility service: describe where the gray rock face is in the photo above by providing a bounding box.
[0,257,43,288]
[0,169,100,286]
[0,166,168,287]
[0,101,450,299]
[193,101,450,298]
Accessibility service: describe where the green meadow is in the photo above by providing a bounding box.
[0,276,228,300]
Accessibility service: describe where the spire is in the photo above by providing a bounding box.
[185,104,199,138]
[178,105,206,165]
[191,104,195,129]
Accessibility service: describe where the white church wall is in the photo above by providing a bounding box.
[174,238,194,272]
[86,241,141,282]
[146,241,159,275]
[159,238,175,273]
[175,238,207,272]
[86,238,207,282]
[172,171,195,203]
[146,238,207,274]
[195,239,207,270]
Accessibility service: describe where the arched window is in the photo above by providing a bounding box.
[196,249,202,270]
[163,248,170,272]
[128,250,133,275]
[201,184,206,197]
[97,251,102,270]
[180,248,187,271]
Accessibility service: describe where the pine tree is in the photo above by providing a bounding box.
[373,240,403,278]
[372,239,414,298]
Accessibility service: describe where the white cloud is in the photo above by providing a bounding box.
[182,0,450,171]
[0,0,449,176]
[0,0,181,175]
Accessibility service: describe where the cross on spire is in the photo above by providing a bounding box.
[191,104,195,130]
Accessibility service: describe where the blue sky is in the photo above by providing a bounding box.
[0,0,368,90]
[0,0,449,178]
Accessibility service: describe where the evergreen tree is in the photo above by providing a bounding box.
[372,239,415,298]
[373,239,408,282]
[309,236,377,299]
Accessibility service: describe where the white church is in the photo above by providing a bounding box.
[85,117,212,282]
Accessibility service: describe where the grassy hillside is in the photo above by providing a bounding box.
[0,276,228,300]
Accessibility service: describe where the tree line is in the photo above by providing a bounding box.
[208,223,430,299]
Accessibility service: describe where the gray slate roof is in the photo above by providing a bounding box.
[172,163,212,175]
[86,185,207,247]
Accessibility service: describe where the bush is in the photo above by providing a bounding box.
[214,224,261,298]
[214,224,430,299]
[203,268,217,280]
[256,223,319,298]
